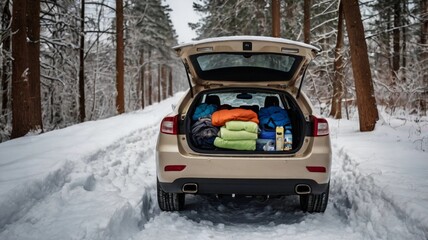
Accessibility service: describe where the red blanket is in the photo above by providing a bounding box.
[211,109,259,126]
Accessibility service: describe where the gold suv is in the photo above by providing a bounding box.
[156,36,332,213]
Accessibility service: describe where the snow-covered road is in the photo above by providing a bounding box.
[0,94,427,240]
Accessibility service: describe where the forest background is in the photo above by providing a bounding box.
[0,0,427,142]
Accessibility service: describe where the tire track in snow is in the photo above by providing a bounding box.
[331,145,427,240]
[73,124,161,239]
[0,121,162,239]
[0,160,74,231]
[137,148,365,239]
[138,194,366,240]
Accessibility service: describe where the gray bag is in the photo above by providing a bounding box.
[191,118,219,149]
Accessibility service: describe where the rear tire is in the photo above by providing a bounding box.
[157,180,185,211]
[300,183,329,213]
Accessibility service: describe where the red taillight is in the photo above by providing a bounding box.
[160,115,178,135]
[311,116,329,136]
[306,166,326,173]
[164,165,186,171]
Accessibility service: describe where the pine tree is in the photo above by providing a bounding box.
[342,0,379,131]
[272,0,280,37]
[27,0,43,131]
[11,0,31,138]
[10,0,43,138]
[191,0,271,38]
[116,0,124,114]
[79,0,86,122]
[303,0,311,43]
[330,1,344,119]
[127,0,178,107]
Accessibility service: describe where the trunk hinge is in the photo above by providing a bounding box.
[296,64,309,99]
[182,60,194,98]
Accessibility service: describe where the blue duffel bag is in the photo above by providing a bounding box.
[258,106,291,130]
[258,106,292,139]
[192,103,218,121]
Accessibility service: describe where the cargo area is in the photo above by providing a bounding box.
[185,89,307,154]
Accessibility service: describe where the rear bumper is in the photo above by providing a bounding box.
[159,178,329,195]
[156,134,332,191]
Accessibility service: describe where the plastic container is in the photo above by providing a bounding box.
[284,130,293,150]
[275,126,284,151]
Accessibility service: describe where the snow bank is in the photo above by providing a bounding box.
[329,116,428,239]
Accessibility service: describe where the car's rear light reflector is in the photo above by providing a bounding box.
[164,165,186,172]
[306,166,326,173]
[160,115,178,135]
[311,116,329,136]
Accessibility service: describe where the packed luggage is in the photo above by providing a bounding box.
[258,106,291,138]
[212,109,259,151]
[212,108,259,126]
[257,103,293,151]
[190,96,293,151]
[192,103,218,121]
[191,118,219,149]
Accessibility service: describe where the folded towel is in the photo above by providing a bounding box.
[219,127,257,140]
[214,137,256,151]
[225,121,258,133]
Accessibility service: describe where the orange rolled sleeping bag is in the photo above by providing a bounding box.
[211,108,259,127]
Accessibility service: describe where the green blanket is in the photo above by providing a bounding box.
[214,137,256,151]
[225,121,258,133]
[219,127,257,140]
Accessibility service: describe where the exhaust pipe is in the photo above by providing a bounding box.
[182,183,198,194]
[295,184,311,195]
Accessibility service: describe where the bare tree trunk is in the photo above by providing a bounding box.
[26,0,43,131]
[392,0,401,75]
[386,6,392,72]
[423,0,428,61]
[1,0,11,119]
[271,0,280,37]
[161,65,167,100]
[342,0,379,131]
[402,0,406,81]
[168,66,173,97]
[136,60,141,109]
[148,49,152,106]
[11,0,31,138]
[140,50,145,109]
[303,0,311,43]
[116,0,125,114]
[421,0,428,114]
[157,64,161,102]
[79,0,86,122]
[330,1,344,119]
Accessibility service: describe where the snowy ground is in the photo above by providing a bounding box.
[0,93,427,240]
